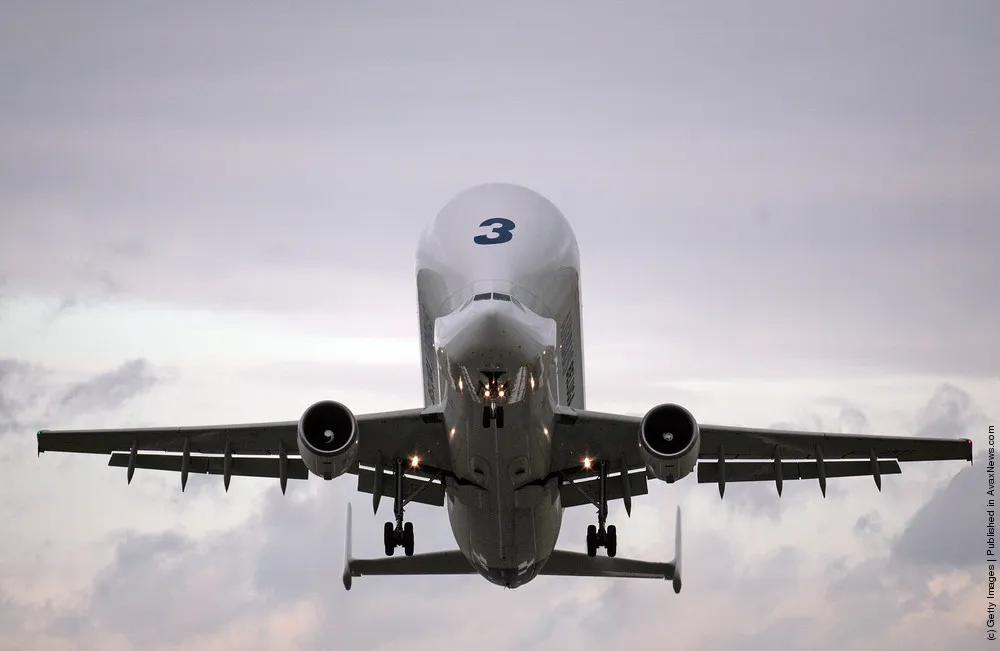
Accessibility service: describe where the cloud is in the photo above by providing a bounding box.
[57,359,162,415]
[0,359,48,437]
[892,457,982,567]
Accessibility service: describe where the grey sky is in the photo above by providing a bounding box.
[0,1,995,649]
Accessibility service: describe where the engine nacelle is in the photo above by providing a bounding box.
[639,403,700,483]
[297,400,359,480]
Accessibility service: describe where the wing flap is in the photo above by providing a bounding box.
[355,465,445,507]
[559,469,649,509]
[108,452,310,480]
[696,459,901,484]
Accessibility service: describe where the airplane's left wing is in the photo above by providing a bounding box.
[550,406,973,498]
[37,405,453,501]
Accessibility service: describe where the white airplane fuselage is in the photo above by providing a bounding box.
[415,183,586,587]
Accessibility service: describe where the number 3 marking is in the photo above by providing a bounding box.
[474,218,516,245]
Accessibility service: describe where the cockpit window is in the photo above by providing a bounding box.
[468,292,521,307]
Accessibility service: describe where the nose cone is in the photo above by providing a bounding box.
[436,299,556,369]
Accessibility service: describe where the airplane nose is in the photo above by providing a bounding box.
[436,300,556,369]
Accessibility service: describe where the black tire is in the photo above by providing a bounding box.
[403,522,414,557]
[496,406,505,429]
[586,524,597,558]
[384,522,395,556]
[606,525,617,558]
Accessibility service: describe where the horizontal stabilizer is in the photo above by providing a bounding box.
[108,452,310,480]
[541,506,683,593]
[540,551,674,580]
[342,503,473,590]
[697,459,901,484]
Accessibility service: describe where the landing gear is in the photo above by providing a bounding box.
[480,372,506,429]
[481,403,505,429]
[383,458,417,556]
[584,460,617,557]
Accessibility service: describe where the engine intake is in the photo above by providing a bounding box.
[639,403,700,483]
[297,400,359,480]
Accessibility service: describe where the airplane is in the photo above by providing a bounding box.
[36,182,973,592]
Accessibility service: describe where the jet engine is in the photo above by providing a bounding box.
[297,400,359,480]
[639,403,700,483]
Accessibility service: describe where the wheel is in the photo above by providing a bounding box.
[496,406,505,429]
[403,522,414,556]
[586,524,597,558]
[606,525,617,557]
[383,522,395,556]
[482,406,491,429]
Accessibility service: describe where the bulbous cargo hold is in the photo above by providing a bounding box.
[297,400,359,480]
[639,403,700,483]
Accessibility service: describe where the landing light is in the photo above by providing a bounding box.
[449,427,456,439]
[498,387,505,398]
[458,377,464,391]
[484,388,491,398]
[583,457,592,470]
[410,455,420,469]
[530,376,535,390]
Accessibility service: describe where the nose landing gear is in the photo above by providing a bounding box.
[480,372,506,429]
[482,402,505,429]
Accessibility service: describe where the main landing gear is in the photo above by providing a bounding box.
[383,458,415,557]
[585,460,617,558]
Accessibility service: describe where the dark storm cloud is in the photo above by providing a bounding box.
[58,358,161,413]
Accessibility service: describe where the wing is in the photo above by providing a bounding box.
[549,406,973,498]
[37,404,452,504]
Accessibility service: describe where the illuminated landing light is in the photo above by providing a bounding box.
[449,427,456,439]
[542,426,549,438]
[458,377,464,391]
[498,387,505,398]
[530,376,535,390]
[583,457,592,470]
[483,388,491,398]
[410,455,420,469]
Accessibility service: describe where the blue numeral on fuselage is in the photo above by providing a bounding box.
[474,218,515,245]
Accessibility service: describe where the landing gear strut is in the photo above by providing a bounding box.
[585,460,617,558]
[383,458,415,556]
[480,372,505,429]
